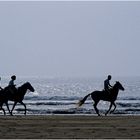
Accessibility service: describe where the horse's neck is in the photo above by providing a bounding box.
[18,85,27,95]
[108,87,119,101]
[112,85,119,97]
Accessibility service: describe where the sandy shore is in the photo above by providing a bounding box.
[0,115,140,139]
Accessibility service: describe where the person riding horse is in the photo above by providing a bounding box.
[8,75,17,95]
[78,81,124,116]
[104,75,113,94]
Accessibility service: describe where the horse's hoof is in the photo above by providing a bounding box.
[110,111,114,114]
[10,112,13,116]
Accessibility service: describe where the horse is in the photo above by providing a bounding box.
[78,81,124,116]
[1,82,35,115]
[0,90,11,115]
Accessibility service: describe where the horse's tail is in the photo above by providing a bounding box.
[77,93,91,107]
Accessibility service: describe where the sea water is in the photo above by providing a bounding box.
[1,77,140,115]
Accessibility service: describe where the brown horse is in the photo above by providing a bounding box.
[1,82,35,115]
[78,81,124,116]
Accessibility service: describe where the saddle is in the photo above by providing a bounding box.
[4,85,17,95]
[103,89,111,94]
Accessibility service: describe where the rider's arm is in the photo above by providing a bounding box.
[109,83,112,88]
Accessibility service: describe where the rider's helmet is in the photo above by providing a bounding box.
[108,75,112,80]
[11,75,16,80]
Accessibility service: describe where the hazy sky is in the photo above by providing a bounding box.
[0,1,140,78]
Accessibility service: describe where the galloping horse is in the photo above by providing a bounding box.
[1,82,35,115]
[78,81,124,116]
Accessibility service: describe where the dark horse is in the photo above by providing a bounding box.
[0,82,35,115]
[78,81,124,116]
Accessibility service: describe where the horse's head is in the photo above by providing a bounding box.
[24,82,35,92]
[115,81,125,91]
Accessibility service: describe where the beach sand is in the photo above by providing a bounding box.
[0,115,140,139]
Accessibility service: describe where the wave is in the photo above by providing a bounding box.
[117,102,140,108]
[33,101,77,106]
[25,95,140,102]
[24,95,81,101]
[118,97,140,101]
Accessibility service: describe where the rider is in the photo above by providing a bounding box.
[104,75,112,94]
[8,75,17,94]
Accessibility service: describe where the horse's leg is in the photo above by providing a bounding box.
[105,102,113,116]
[5,101,12,115]
[110,102,116,114]
[1,107,6,115]
[93,101,100,116]
[11,102,17,115]
[0,103,6,115]
[20,101,26,115]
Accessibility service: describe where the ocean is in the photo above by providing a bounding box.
[1,77,140,115]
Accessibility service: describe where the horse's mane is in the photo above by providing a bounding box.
[17,82,30,90]
[113,81,120,88]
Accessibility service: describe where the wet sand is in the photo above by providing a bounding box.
[0,115,140,139]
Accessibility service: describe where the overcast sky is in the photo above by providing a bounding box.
[0,1,140,78]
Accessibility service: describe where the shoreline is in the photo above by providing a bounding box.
[8,113,140,116]
[0,115,140,139]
